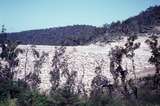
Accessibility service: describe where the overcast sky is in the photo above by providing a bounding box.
[0,0,160,32]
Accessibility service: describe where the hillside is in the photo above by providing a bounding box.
[1,5,159,46]
[108,5,160,34]
[5,25,106,46]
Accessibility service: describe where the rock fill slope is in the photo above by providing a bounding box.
[15,36,155,93]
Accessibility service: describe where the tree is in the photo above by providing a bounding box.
[50,46,66,92]
[0,25,7,44]
[25,46,48,90]
[49,46,82,106]
[77,64,87,98]
[0,25,23,99]
[124,35,140,79]
[90,60,114,106]
[109,36,140,99]
[0,26,23,82]
[109,46,126,87]
[145,35,160,88]
[109,46,131,99]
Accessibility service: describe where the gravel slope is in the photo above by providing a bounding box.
[14,36,155,93]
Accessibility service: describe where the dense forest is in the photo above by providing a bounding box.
[108,5,160,34]
[5,25,106,45]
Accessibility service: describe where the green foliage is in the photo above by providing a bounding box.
[49,86,81,106]
[0,80,28,100]
[145,35,160,66]
[17,90,50,106]
[0,99,17,106]
[146,35,160,88]
[138,89,160,105]
[50,47,66,91]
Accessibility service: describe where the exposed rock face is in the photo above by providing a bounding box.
[15,36,155,93]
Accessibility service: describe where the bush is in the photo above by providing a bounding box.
[138,88,160,106]
[0,80,29,100]
[17,90,50,106]
[49,86,81,106]
[0,99,17,106]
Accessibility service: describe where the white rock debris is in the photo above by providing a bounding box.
[14,36,155,93]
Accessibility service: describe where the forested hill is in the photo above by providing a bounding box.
[6,25,106,46]
[2,5,160,45]
[108,5,160,34]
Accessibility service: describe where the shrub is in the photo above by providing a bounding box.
[17,90,50,106]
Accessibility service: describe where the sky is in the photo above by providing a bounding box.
[0,0,160,32]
